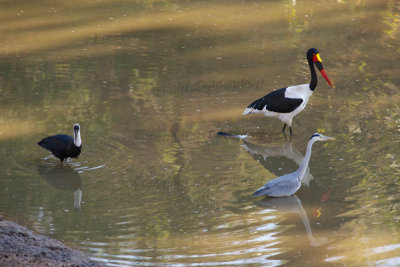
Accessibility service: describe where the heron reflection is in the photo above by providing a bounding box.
[37,165,82,211]
[252,133,334,197]
[255,195,327,246]
[243,138,314,186]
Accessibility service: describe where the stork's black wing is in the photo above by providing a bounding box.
[247,88,303,113]
[38,134,73,157]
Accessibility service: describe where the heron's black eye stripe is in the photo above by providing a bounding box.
[310,133,321,139]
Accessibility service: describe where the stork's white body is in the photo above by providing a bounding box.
[242,48,333,135]
[243,84,313,127]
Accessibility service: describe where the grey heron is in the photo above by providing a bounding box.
[253,133,335,197]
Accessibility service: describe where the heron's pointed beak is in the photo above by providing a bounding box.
[323,136,336,141]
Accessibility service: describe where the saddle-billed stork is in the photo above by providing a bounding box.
[38,124,82,162]
[243,48,333,136]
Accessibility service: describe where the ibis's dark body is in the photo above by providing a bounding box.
[38,134,81,162]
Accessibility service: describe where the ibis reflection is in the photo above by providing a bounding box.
[37,165,82,211]
[255,196,327,246]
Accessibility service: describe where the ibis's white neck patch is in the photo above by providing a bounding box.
[74,130,82,147]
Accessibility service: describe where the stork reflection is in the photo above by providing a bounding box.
[255,196,327,246]
[243,138,314,185]
[37,165,82,211]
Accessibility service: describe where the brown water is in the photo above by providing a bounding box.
[0,0,400,265]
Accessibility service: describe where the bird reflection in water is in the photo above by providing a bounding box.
[255,196,327,246]
[37,165,82,211]
[243,138,314,186]
[252,133,334,197]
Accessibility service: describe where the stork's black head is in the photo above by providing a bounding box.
[306,48,333,87]
[74,124,80,131]
[306,48,319,60]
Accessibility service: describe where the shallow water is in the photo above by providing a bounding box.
[0,0,400,265]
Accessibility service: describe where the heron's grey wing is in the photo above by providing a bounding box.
[253,172,300,197]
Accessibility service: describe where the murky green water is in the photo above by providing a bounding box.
[0,0,400,265]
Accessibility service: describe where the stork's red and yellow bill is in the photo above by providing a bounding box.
[313,53,333,87]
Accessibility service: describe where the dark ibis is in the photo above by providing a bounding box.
[38,124,82,162]
[252,133,335,198]
[243,48,333,136]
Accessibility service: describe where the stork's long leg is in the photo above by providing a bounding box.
[282,123,287,133]
[289,126,293,136]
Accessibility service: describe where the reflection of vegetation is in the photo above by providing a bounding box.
[381,1,400,38]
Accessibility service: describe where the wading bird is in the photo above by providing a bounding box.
[253,133,335,198]
[243,48,333,136]
[38,124,82,162]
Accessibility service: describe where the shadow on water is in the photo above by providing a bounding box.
[37,164,82,211]
[255,195,327,247]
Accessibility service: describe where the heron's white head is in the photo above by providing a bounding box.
[310,133,335,142]
[73,124,81,147]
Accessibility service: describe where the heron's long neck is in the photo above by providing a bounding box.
[298,203,317,245]
[297,139,316,181]
[309,61,317,91]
